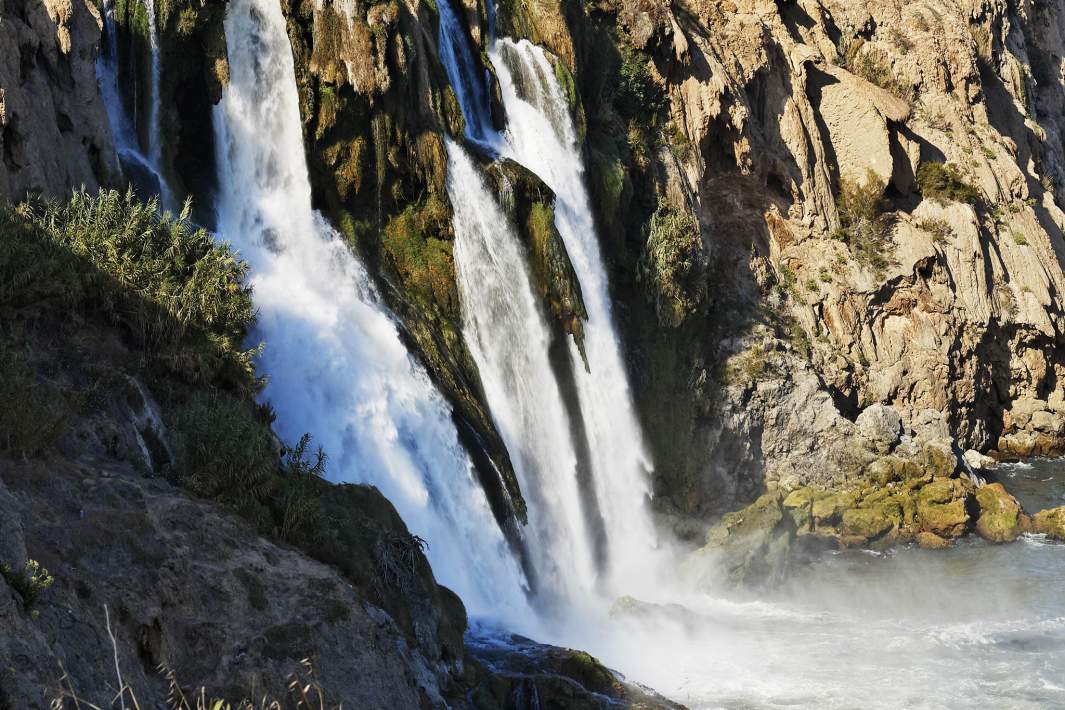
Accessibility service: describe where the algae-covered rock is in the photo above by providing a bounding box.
[811,489,858,525]
[782,486,821,531]
[485,159,588,353]
[841,507,894,542]
[918,499,969,538]
[974,483,1029,542]
[701,492,793,585]
[916,531,951,549]
[1033,506,1065,540]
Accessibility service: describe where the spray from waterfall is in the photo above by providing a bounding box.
[209,0,534,624]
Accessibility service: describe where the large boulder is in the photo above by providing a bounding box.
[855,404,903,454]
[974,483,1029,542]
[1033,506,1065,540]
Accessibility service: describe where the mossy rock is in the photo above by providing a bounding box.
[811,490,859,525]
[919,442,958,478]
[782,486,823,531]
[916,531,951,549]
[867,455,924,484]
[841,507,895,542]
[485,158,588,351]
[974,483,1028,542]
[1033,506,1065,540]
[917,478,955,506]
[917,498,969,538]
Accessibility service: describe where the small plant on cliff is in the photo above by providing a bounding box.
[638,203,706,328]
[840,39,911,100]
[833,170,894,275]
[916,161,981,205]
[615,43,666,122]
[1,559,54,617]
[918,218,953,245]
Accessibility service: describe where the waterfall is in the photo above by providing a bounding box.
[489,39,659,592]
[211,0,532,623]
[446,140,598,604]
[437,0,497,148]
[436,0,661,600]
[96,0,173,209]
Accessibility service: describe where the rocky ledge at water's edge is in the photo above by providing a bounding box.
[690,402,1065,587]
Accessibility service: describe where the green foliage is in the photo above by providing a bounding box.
[834,171,893,275]
[916,161,981,205]
[666,121,692,161]
[918,218,953,245]
[0,190,259,395]
[171,390,276,509]
[1012,231,1028,246]
[277,433,327,543]
[840,39,910,100]
[615,43,666,121]
[381,194,457,313]
[639,204,705,327]
[1,559,54,616]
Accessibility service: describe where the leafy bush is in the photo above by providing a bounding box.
[916,162,981,205]
[834,171,894,274]
[0,189,259,394]
[615,43,666,121]
[638,204,706,327]
[1,559,54,616]
[918,218,953,245]
[171,390,277,510]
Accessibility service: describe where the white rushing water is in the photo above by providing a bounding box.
[446,141,598,604]
[489,39,660,592]
[211,0,532,624]
[97,0,173,209]
[438,2,663,601]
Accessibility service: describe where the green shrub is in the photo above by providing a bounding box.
[1,559,54,616]
[1012,231,1028,246]
[916,162,981,205]
[615,43,666,121]
[171,391,277,512]
[834,171,893,275]
[638,204,705,327]
[0,190,259,394]
[918,218,952,245]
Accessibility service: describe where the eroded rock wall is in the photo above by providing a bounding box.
[0,0,119,200]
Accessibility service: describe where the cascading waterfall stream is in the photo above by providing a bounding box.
[97,0,173,209]
[446,141,599,605]
[488,39,661,592]
[436,0,663,601]
[211,0,533,624]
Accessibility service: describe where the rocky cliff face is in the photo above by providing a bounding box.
[558,0,1065,528]
[0,0,120,199]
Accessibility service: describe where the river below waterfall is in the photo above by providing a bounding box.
[470,459,1065,710]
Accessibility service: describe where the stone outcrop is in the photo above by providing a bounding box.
[0,0,119,200]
